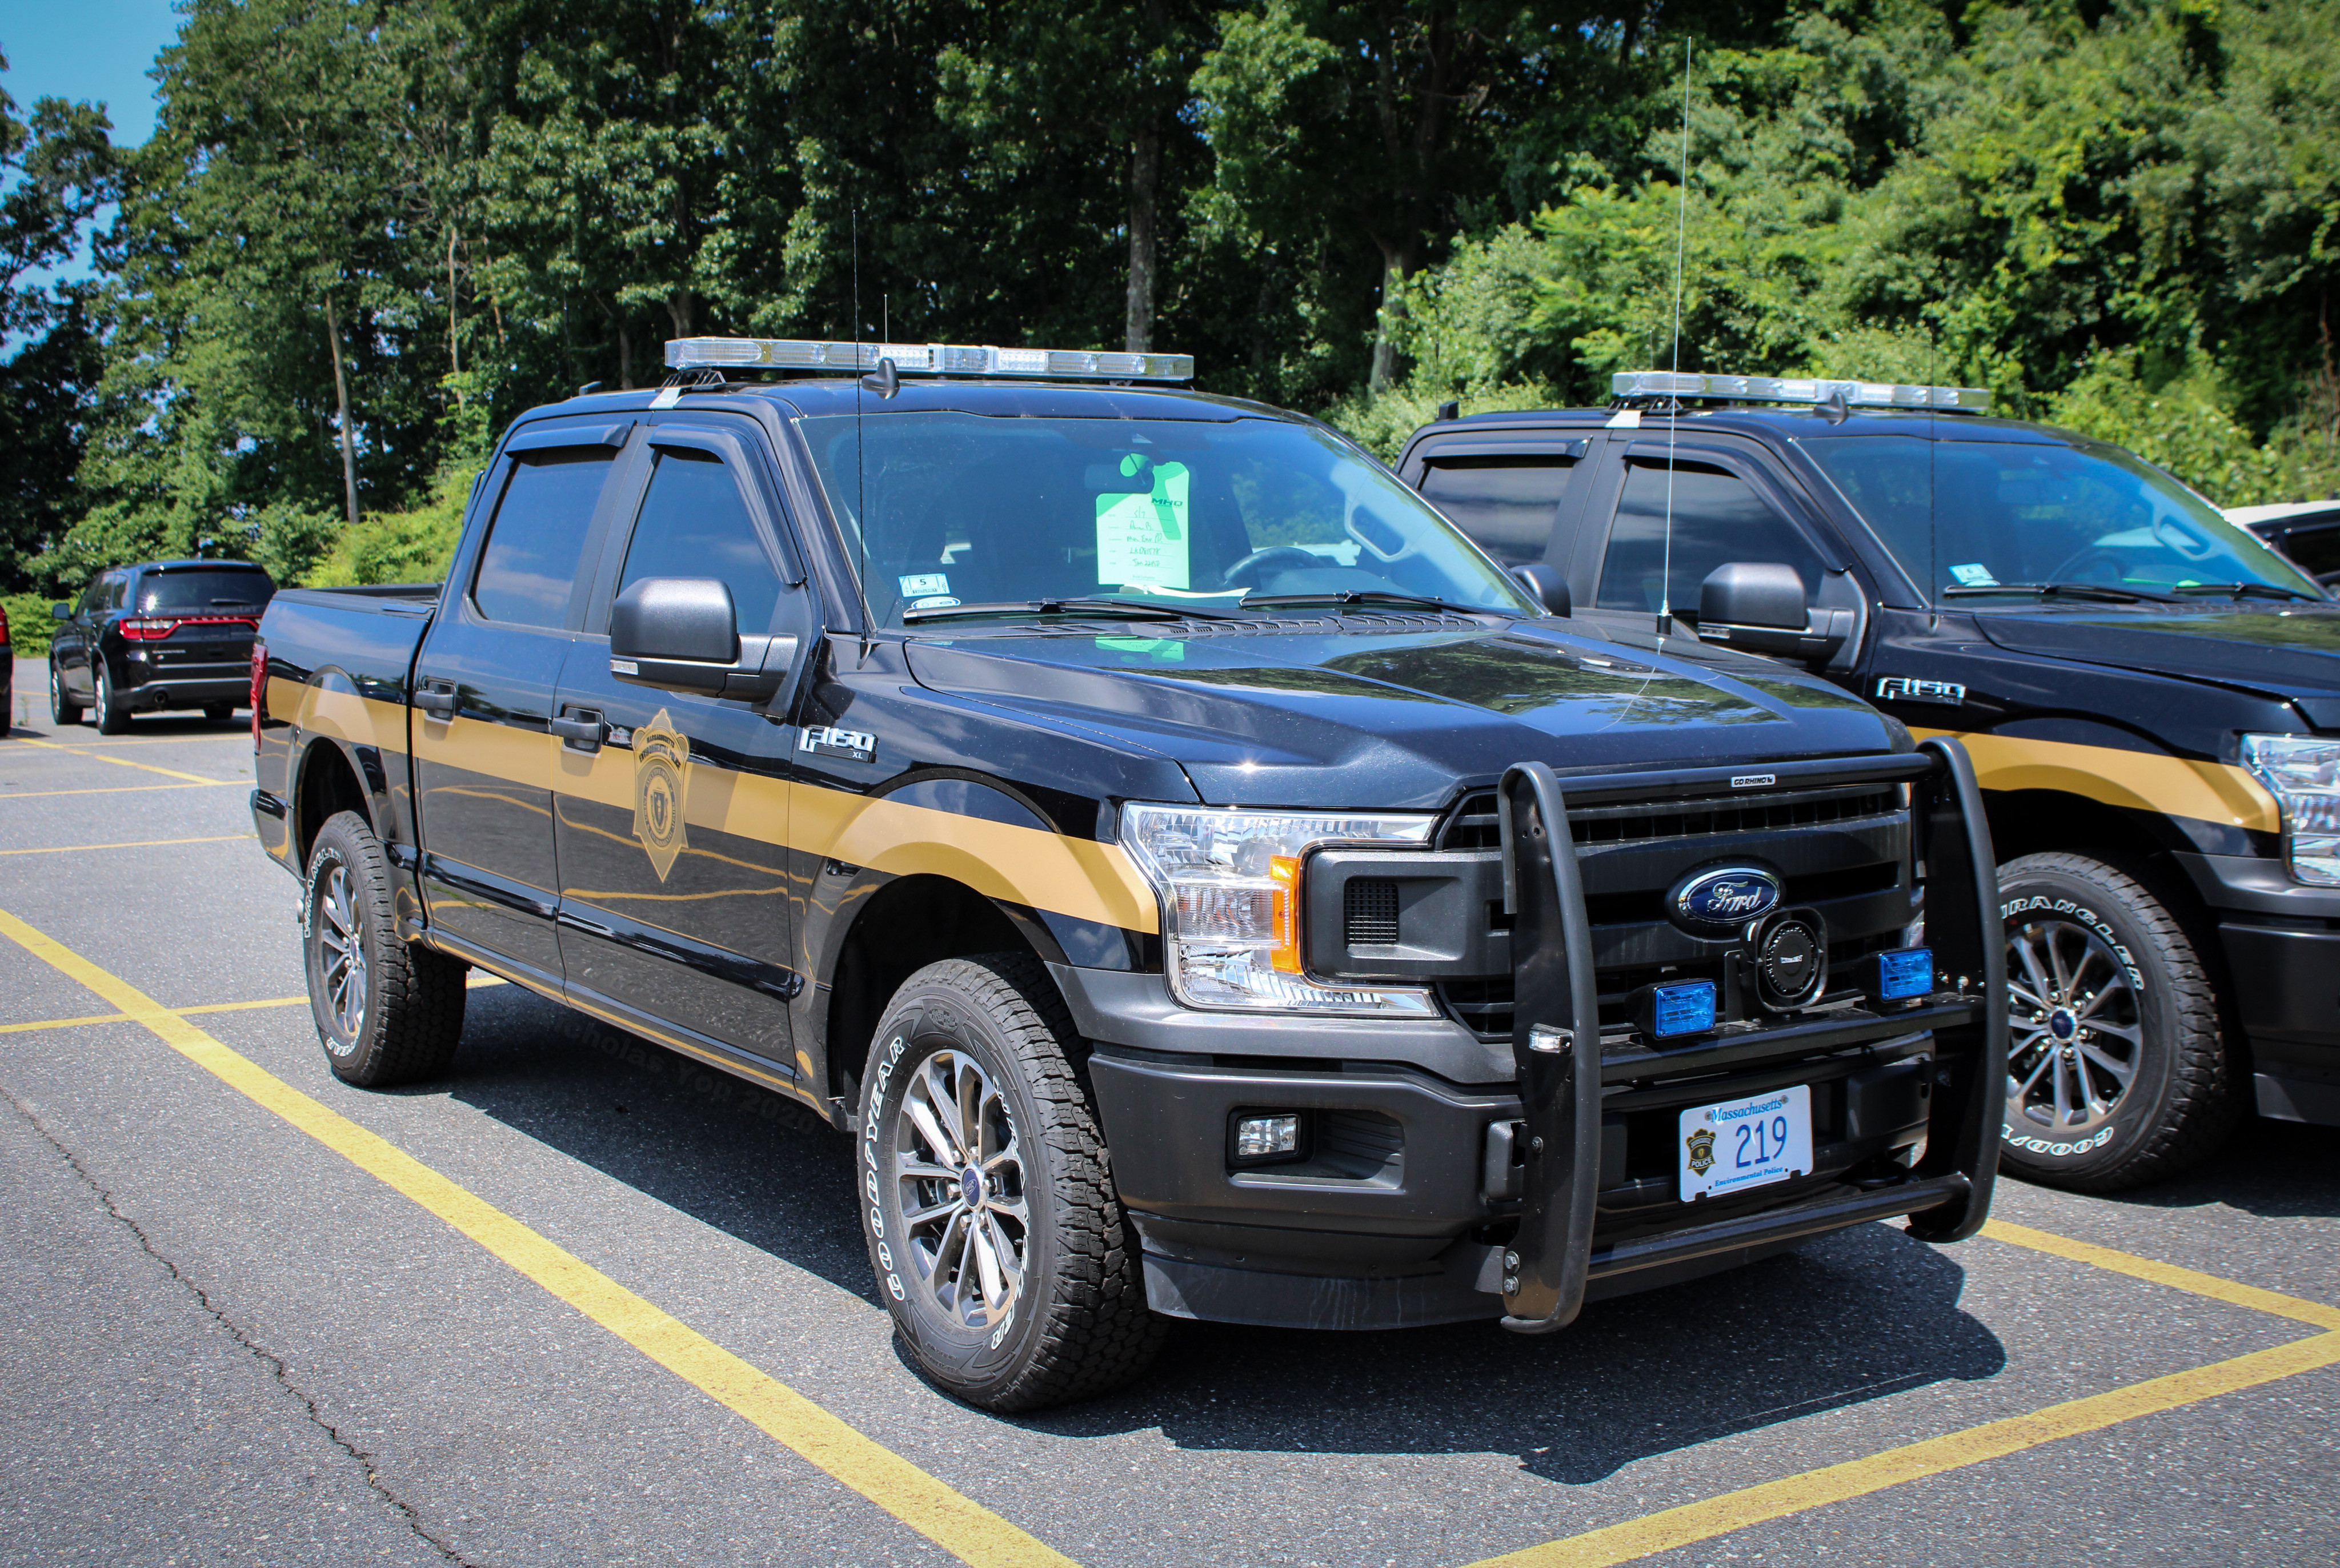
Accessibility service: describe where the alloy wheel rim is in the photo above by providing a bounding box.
[892,1048,1028,1330]
[2006,916,2140,1136]
[315,864,367,1040]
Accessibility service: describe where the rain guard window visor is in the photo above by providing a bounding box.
[1801,435,2319,601]
[801,412,1537,627]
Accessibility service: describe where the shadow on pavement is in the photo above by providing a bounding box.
[2067,1115,2340,1221]
[435,982,2008,1484]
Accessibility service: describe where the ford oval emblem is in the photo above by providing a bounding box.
[1668,864,1783,935]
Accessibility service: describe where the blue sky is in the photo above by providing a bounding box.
[3,0,185,291]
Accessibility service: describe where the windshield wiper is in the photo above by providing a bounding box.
[1238,589,1501,617]
[2167,581,2326,604]
[900,596,1237,624]
[1940,582,2180,605]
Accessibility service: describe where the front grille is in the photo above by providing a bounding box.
[1435,783,1901,852]
[1433,782,1913,1043]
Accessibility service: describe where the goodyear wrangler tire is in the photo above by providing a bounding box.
[1998,852,2239,1190]
[303,810,468,1088]
[858,953,1162,1411]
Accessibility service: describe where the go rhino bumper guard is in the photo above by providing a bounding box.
[1494,737,2008,1334]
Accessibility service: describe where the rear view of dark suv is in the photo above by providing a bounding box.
[49,559,276,733]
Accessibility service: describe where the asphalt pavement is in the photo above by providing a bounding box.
[3,650,2335,1567]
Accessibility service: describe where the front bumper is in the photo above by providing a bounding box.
[1064,741,2007,1332]
[2172,852,2340,1126]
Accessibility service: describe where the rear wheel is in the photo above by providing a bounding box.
[1997,852,2238,1190]
[858,953,1162,1410]
[92,663,129,734]
[49,663,81,727]
[303,810,467,1086]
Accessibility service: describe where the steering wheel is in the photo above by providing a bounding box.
[1223,546,1328,589]
[2046,547,2130,586]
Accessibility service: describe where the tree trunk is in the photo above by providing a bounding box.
[1124,122,1161,354]
[1369,240,1417,396]
[617,318,635,391]
[445,229,462,378]
[323,294,360,528]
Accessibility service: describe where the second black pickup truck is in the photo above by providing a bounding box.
[1400,371,2340,1192]
[253,340,2003,1409]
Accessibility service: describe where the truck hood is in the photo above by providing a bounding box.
[905,620,1900,810]
[1973,603,2340,700]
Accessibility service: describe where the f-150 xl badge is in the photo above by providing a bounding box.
[799,724,876,764]
[1876,676,1966,705]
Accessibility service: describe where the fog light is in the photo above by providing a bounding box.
[1232,1112,1303,1164]
[1870,947,1934,1002]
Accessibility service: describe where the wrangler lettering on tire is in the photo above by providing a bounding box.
[857,953,1161,1411]
[1997,852,2239,1190]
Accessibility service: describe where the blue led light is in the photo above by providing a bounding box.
[1650,980,1718,1038]
[1876,947,1934,1001]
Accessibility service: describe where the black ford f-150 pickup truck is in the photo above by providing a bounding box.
[1399,370,2340,1193]
[252,339,2004,1410]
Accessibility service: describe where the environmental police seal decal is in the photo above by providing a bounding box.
[1685,1125,1717,1175]
[632,709,691,881]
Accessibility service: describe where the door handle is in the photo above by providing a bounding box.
[551,707,605,752]
[415,682,456,718]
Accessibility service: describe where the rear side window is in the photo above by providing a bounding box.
[618,447,784,635]
[473,450,615,627]
[1419,455,1574,565]
[137,568,275,612]
[1596,462,1828,616]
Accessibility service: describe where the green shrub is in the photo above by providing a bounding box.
[3,591,61,659]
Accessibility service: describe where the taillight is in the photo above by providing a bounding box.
[0,603,11,644]
[250,640,267,751]
[121,617,181,640]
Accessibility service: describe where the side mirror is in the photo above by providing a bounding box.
[608,578,792,703]
[1510,563,1571,616]
[1694,562,1852,661]
[50,603,69,620]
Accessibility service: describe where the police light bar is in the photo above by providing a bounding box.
[664,336,1194,382]
[1611,371,1991,412]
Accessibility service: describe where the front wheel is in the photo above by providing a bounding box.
[303,810,468,1086]
[1998,852,2239,1190]
[858,953,1162,1411]
[49,663,82,727]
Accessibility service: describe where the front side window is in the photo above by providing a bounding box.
[472,450,615,627]
[1595,462,1828,615]
[800,411,1535,627]
[1801,435,2318,601]
[1418,455,1575,566]
[618,446,784,635]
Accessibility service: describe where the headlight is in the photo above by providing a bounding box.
[1119,804,1439,1014]
[2240,733,2340,885]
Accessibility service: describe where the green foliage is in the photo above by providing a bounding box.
[1324,379,1560,462]
[304,460,477,587]
[2,592,59,658]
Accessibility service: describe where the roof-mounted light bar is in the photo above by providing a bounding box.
[1611,371,1991,412]
[664,336,1194,382]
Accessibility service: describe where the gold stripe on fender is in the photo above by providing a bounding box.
[270,676,411,756]
[1910,728,2281,835]
[554,741,1161,936]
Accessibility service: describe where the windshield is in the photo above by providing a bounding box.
[1800,435,2320,601]
[137,568,275,612]
[800,411,1535,627]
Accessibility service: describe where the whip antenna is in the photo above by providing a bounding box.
[854,206,870,643]
[1658,36,1692,638]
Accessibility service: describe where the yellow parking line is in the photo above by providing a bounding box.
[1982,1218,2340,1330]
[1466,1331,2340,1568]
[0,907,1074,1568]
[0,977,499,1035]
[0,783,238,799]
[17,737,229,784]
[0,833,256,856]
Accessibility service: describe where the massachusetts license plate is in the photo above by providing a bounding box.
[1680,1084,1813,1201]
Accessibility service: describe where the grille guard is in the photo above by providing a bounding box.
[1493,738,2007,1334]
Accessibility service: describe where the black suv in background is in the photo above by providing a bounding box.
[50,559,276,733]
[1397,376,2340,1190]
